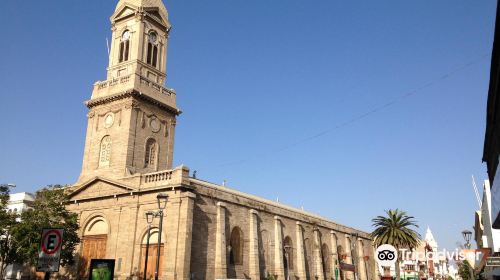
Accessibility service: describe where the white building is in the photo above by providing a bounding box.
[6,192,34,215]
[4,192,34,280]
[378,227,452,280]
[474,180,500,280]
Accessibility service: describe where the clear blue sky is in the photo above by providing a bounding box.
[0,0,496,250]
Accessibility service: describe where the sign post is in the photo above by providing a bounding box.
[37,228,64,279]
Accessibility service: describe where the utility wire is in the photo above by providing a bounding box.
[195,53,490,173]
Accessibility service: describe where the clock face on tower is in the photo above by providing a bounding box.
[150,118,160,133]
[148,32,157,44]
[104,113,114,128]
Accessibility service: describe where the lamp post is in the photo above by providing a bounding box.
[461,230,474,280]
[462,230,472,249]
[143,211,154,280]
[284,244,291,280]
[154,193,168,280]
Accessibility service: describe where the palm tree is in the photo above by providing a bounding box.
[371,209,421,280]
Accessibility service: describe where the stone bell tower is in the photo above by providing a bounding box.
[78,0,180,183]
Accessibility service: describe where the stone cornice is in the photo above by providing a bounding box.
[190,178,372,239]
[85,90,181,115]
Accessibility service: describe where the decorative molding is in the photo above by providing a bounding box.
[86,90,180,115]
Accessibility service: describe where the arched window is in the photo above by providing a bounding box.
[99,136,112,167]
[145,138,157,168]
[229,227,243,265]
[119,30,130,63]
[146,31,159,68]
[284,236,294,270]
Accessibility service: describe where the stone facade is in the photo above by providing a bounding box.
[67,168,376,280]
[64,1,376,280]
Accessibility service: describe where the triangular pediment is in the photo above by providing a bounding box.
[112,6,138,21]
[144,9,167,26]
[69,177,136,200]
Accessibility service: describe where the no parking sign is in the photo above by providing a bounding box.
[37,228,64,272]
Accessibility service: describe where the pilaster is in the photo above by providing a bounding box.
[330,231,339,280]
[214,202,227,279]
[249,209,260,280]
[274,216,285,280]
[314,228,325,280]
[357,239,366,280]
[164,191,195,280]
[344,235,353,280]
[296,222,307,280]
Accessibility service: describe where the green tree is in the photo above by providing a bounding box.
[459,260,474,280]
[371,209,421,280]
[0,184,21,279]
[12,185,80,268]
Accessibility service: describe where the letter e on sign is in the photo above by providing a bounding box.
[37,228,64,272]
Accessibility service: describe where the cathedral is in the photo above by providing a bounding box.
[65,1,376,279]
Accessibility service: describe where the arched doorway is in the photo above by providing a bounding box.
[228,226,244,278]
[79,217,108,277]
[139,228,165,280]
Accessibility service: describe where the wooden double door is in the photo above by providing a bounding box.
[79,235,108,278]
[139,244,164,280]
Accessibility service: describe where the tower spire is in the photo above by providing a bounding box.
[78,0,179,183]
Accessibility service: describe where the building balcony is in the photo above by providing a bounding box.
[91,73,177,110]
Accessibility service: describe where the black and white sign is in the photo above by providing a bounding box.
[37,228,64,272]
[487,257,500,267]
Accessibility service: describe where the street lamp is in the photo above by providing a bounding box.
[143,211,154,280]
[284,244,291,280]
[461,229,474,280]
[154,193,168,280]
[462,230,472,249]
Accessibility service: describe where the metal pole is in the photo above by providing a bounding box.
[143,224,152,280]
[285,251,289,280]
[44,272,50,280]
[155,210,164,280]
[465,242,474,280]
[364,257,369,280]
